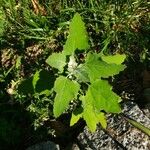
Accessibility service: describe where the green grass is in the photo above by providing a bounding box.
[1,0,149,54]
[0,7,5,40]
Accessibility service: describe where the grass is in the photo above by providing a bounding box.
[1,0,149,53]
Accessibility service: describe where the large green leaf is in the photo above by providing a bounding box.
[85,79,121,113]
[63,13,89,55]
[53,76,80,117]
[101,54,126,65]
[46,52,66,72]
[81,78,121,131]
[82,53,126,82]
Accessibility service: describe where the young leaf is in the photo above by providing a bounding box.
[85,79,121,113]
[53,76,80,117]
[63,13,89,55]
[46,52,66,72]
[75,64,90,83]
[82,53,126,82]
[101,54,126,65]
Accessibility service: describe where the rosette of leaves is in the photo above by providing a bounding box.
[17,13,126,132]
[18,13,126,131]
[48,13,126,132]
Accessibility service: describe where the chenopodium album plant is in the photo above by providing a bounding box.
[46,13,126,132]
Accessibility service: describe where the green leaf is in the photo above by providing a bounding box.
[32,70,40,90]
[82,53,126,82]
[83,102,99,132]
[32,70,55,95]
[15,56,22,69]
[63,13,89,55]
[53,76,80,117]
[82,96,107,132]
[101,54,126,65]
[81,79,121,131]
[85,79,121,113]
[35,70,55,94]
[70,107,83,126]
[46,52,66,72]
[38,89,51,96]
